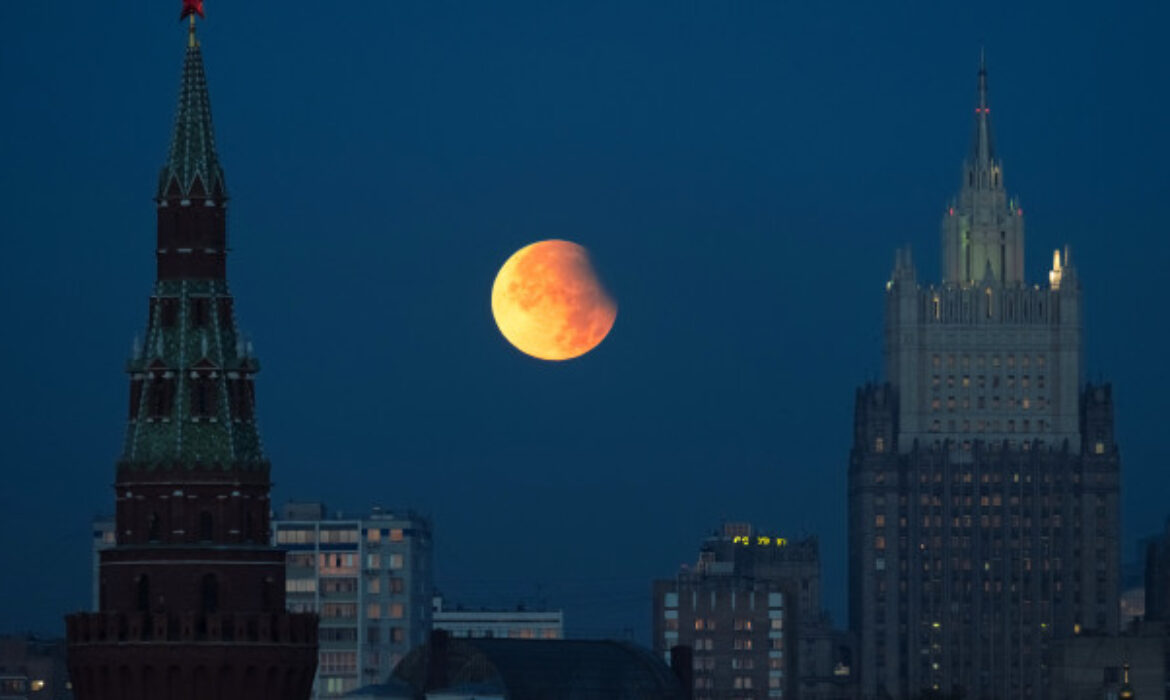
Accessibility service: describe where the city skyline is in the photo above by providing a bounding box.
[2,0,1169,650]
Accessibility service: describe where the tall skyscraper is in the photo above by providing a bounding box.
[848,56,1120,699]
[64,12,318,699]
[272,503,434,698]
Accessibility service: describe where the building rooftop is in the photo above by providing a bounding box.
[392,633,688,700]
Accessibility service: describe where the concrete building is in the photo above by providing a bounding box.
[63,14,318,700]
[273,502,433,698]
[0,637,71,700]
[432,596,562,640]
[88,519,115,611]
[653,523,857,699]
[848,55,1121,699]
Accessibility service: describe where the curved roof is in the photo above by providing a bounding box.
[393,637,685,700]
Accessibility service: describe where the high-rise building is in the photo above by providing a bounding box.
[849,55,1120,700]
[64,12,318,700]
[272,502,433,698]
[1145,518,1170,622]
[432,595,564,640]
[653,523,842,699]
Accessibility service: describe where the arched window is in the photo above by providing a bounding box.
[199,511,214,542]
[136,575,150,612]
[201,574,218,614]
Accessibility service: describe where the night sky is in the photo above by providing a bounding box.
[3,1,1169,642]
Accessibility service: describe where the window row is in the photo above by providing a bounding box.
[930,396,1045,411]
[932,354,1046,370]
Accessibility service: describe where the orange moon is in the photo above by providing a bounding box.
[491,240,617,361]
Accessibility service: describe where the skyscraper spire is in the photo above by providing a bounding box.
[940,50,1024,286]
[970,47,996,167]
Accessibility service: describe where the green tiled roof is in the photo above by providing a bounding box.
[157,40,226,200]
[120,280,266,471]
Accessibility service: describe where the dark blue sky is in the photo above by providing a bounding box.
[2,1,1169,642]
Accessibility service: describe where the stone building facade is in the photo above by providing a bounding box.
[848,56,1120,700]
[64,15,317,700]
[653,523,857,699]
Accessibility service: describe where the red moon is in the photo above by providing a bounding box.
[491,240,617,361]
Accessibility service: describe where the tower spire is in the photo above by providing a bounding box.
[940,51,1025,286]
[159,0,223,202]
[971,47,995,166]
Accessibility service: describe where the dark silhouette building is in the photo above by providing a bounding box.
[0,636,71,700]
[1145,518,1170,623]
[64,14,317,700]
[390,630,692,699]
[848,55,1121,700]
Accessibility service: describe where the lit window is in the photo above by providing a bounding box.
[389,603,405,619]
[389,553,404,570]
[367,528,381,543]
[367,603,381,619]
[389,528,404,542]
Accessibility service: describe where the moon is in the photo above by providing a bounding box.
[491,240,617,361]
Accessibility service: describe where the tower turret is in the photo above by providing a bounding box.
[66,9,318,699]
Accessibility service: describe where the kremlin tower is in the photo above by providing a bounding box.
[65,5,318,698]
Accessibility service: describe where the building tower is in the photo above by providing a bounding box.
[65,9,318,699]
[848,55,1120,700]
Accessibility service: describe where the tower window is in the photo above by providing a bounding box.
[191,298,210,327]
[192,379,216,418]
[148,378,175,418]
[201,574,218,614]
[136,575,150,612]
[160,298,179,327]
[199,511,213,542]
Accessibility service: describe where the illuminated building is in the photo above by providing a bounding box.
[63,11,318,700]
[432,595,563,640]
[849,54,1120,699]
[652,523,857,699]
[272,502,433,698]
[0,637,70,700]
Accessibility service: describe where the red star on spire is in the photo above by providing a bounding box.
[181,0,205,20]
